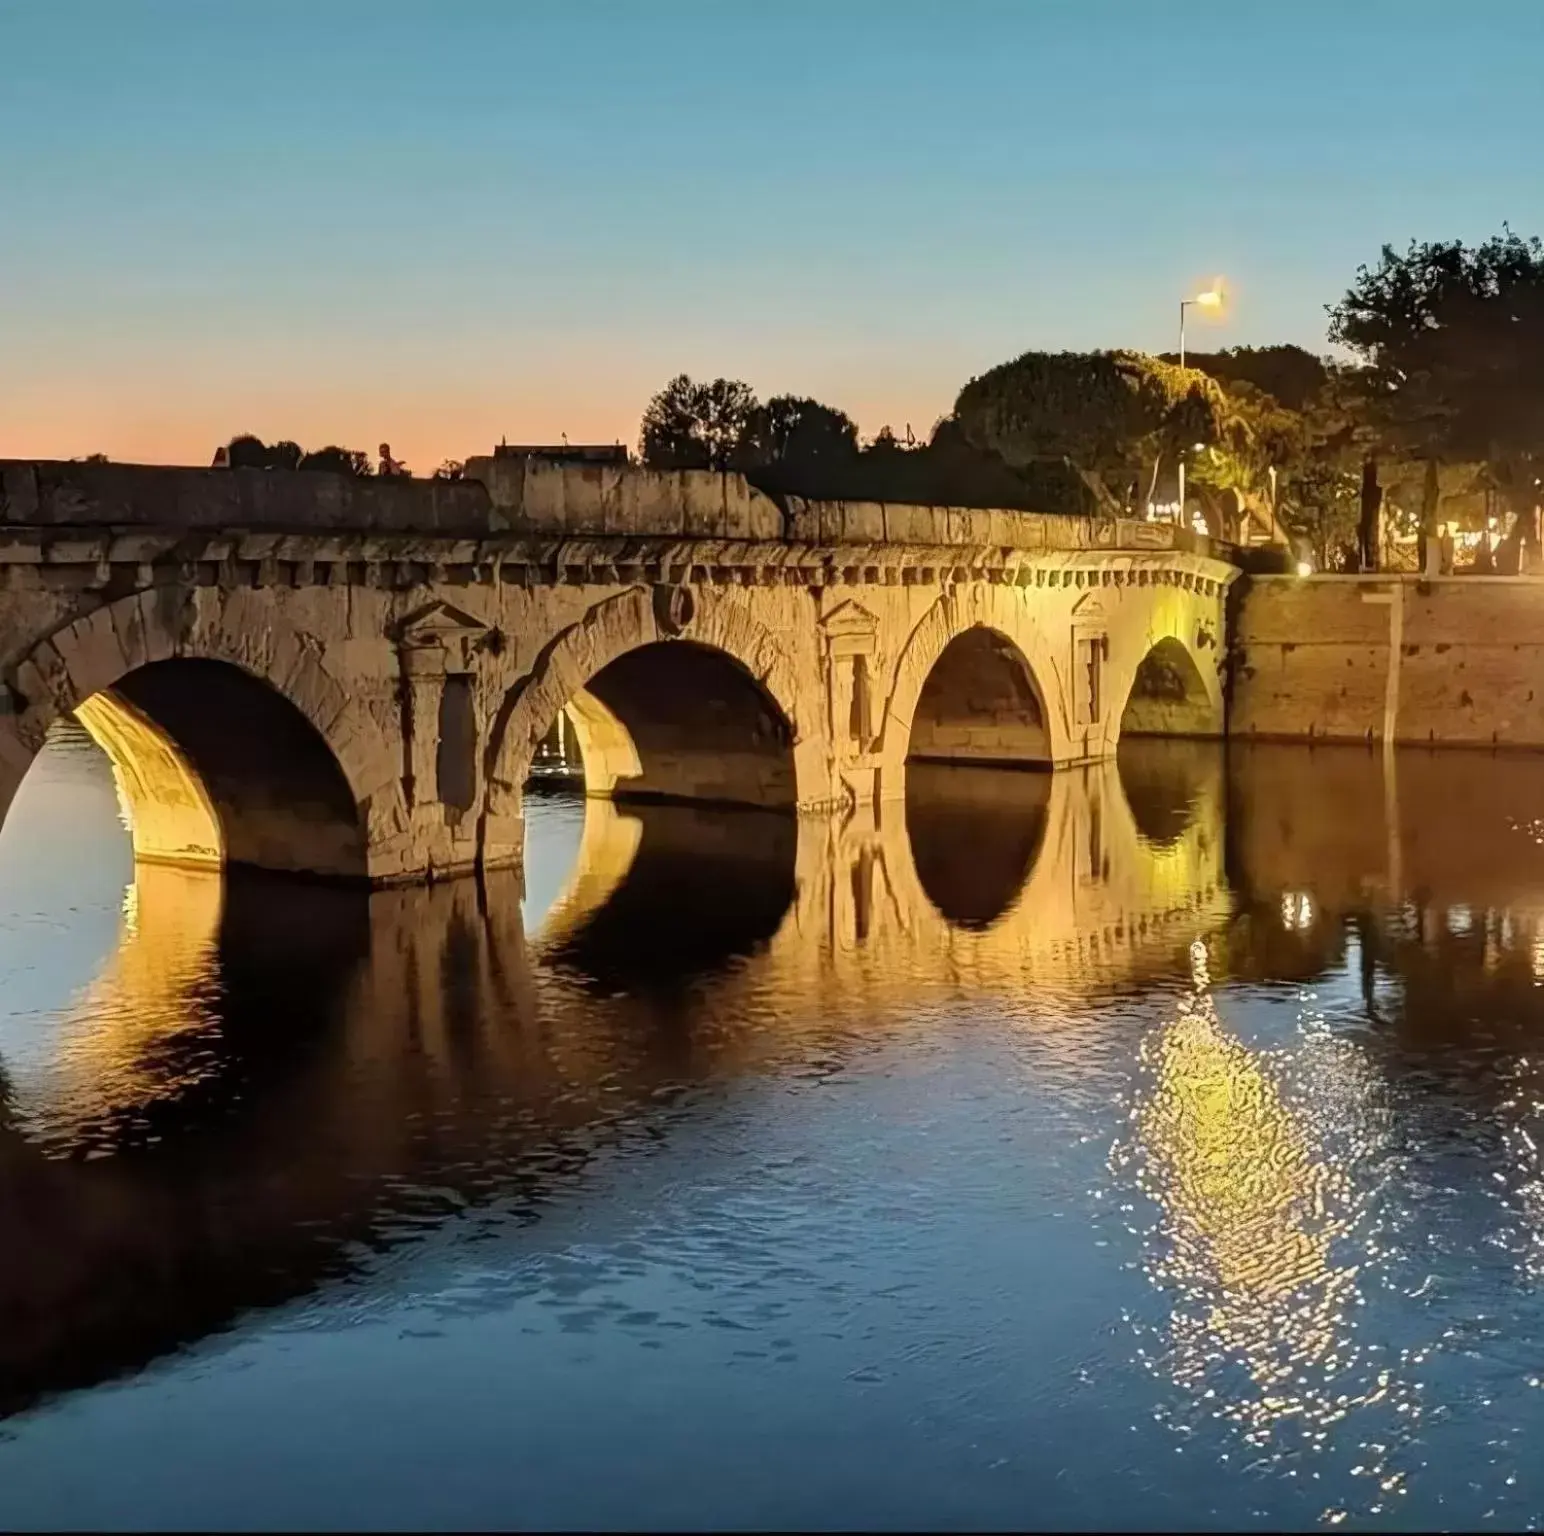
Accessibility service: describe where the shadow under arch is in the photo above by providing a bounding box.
[529,796,797,993]
[63,659,367,882]
[906,624,1052,771]
[1118,635,1222,743]
[571,639,797,811]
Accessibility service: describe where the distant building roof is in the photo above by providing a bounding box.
[492,443,629,465]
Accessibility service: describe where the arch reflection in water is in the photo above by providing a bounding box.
[532,797,799,990]
[0,736,1232,1430]
[3,862,371,1159]
[904,762,1049,930]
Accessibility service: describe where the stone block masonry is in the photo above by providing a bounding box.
[0,460,1237,885]
[1231,575,1544,749]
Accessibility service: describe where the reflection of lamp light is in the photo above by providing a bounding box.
[1281,891,1315,931]
[1109,935,1427,1507]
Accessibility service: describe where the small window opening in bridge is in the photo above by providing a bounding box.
[1076,635,1106,727]
[849,655,873,748]
[436,674,478,813]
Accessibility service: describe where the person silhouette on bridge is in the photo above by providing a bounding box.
[378,443,407,478]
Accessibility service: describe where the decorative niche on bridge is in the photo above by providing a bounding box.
[1069,592,1110,730]
[820,600,880,755]
[395,601,491,816]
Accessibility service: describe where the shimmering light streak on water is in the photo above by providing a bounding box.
[4,734,1544,1528]
[1104,939,1430,1521]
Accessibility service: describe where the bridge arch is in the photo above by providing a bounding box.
[482,586,821,842]
[876,589,1072,797]
[0,590,394,881]
[1115,633,1224,743]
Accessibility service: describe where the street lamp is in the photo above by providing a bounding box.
[1178,287,1222,370]
[1175,285,1224,524]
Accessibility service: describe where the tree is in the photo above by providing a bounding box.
[1329,229,1544,559]
[1160,344,1330,413]
[638,374,759,470]
[433,460,465,481]
[225,433,270,469]
[741,394,859,474]
[222,435,303,470]
[953,349,1239,517]
[297,445,373,476]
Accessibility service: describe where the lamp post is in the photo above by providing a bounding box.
[1175,287,1223,524]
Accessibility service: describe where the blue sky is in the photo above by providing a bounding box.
[2,0,1538,467]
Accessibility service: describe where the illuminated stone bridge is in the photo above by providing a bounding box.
[0,456,1238,883]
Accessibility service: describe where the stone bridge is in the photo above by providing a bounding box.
[0,456,1238,884]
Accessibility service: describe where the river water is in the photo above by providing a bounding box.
[2,726,1544,1530]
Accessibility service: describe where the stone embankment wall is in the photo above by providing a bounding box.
[1232,575,1544,748]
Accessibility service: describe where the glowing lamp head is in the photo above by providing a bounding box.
[1295,559,1313,578]
[1194,288,1223,309]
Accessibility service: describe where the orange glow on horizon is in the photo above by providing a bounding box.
[0,385,958,473]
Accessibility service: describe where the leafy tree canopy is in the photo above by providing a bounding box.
[638,374,759,471]
[297,445,373,476]
[741,394,860,471]
[952,349,1238,516]
[1328,229,1544,526]
[1160,345,1331,413]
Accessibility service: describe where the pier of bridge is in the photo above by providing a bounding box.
[0,456,1238,884]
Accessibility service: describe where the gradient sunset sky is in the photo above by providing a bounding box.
[3,0,1536,472]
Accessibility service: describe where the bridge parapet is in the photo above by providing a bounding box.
[2,458,1233,559]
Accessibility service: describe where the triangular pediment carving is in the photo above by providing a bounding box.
[1069,592,1110,621]
[820,600,880,640]
[397,601,489,646]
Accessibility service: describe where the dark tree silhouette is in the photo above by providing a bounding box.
[1158,345,1330,413]
[297,446,373,476]
[222,435,305,471]
[638,374,759,470]
[741,395,859,474]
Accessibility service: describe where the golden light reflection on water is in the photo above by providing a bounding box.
[1112,939,1423,1520]
[9,863,225,1154]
